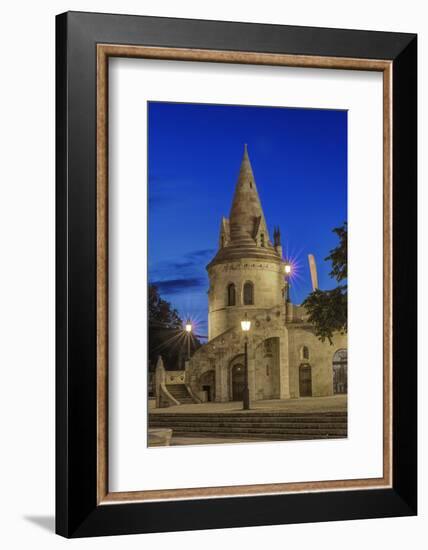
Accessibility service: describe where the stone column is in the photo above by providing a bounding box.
[154,355,166,408]
[215,353,229,402]
[184,359,189,383]
[286,302,294,323]
[248,340,257,402]
[278,333,291,399]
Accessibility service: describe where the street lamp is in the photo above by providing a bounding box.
[284,261,292,303]
[240,313,251,410]
[185,319,192,361]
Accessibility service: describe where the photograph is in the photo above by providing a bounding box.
[0,1,420,544]
[147,101,348,447]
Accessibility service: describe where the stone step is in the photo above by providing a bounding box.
[150,420,347,430]
[150,415,346,424]
[164,384,196,405]
[167,394,192,400]
[171,432,346,441]
[150,409,347,440]
[149,409,347,440]
[165,395,193,400]
[150,411,347,418]
[172,399,194,402]
[149,424,346,434]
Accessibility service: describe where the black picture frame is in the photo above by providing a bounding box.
[56,11,417,538]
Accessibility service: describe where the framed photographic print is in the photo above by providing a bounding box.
[56,11,417,538]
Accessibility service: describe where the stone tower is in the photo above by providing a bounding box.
[206,145,285,340]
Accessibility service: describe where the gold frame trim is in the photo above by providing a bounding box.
[96,44,393,504]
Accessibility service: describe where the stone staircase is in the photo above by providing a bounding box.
[165,384,195,405]
[149,411,347,441]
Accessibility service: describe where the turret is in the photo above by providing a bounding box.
[206,146,285,340]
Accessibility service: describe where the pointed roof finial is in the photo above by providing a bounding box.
[155,355,165,371]
[228,144,267,242]
[274,226,281,247]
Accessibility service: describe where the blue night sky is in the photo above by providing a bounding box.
[148,102,347,337]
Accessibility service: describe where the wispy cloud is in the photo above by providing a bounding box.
[186,249,216,260]
[149,248,215,280]
[150,277,205,295]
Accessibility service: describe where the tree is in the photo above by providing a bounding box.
[148,285,201,370]
[149,284,182,329]
[148,285,183,371]
[302,223,347,344]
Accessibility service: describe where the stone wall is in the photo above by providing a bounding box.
[254,337,281,400]
[287,325,348,398]
[187,302,347,403]
[207,258,284,340]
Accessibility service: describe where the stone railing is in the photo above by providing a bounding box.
[154,357,179,407]
[154,358,201,407]
[164,370,186,385]
[183,360,202,403]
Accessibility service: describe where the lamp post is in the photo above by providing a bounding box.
[284,261,292,302]
[240,313,251,410]
[185,319,192,361]
[284,261,292,323]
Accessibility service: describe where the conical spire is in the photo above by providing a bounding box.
[229,145,267,242]
[207,145,282,268]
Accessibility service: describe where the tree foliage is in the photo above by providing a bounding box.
[302,223,347,344]
[149,284,182,329]
[148,285,183,371]
[148,285,200,370]
[325,223,347,282]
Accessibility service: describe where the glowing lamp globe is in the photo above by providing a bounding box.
[241,314,251,332]
[185,320,192,333]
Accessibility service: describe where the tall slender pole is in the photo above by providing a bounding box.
[187,333,190,361]
[243,337,250,410]
[284,276,289,322]
[284,262,291,323]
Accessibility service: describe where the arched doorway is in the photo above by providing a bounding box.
[333,349,348,394]
[200,370,216,402]
[231,364,245,401]
[299,364,312,397]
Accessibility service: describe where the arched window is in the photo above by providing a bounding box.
[243,281,254,305]
[227,283,236,306]
[260,233,265,247]
[301,346,310,360]
[333,348,348,394]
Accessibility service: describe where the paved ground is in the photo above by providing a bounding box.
[151,394,347,415]
[150,396,347,446]
[170,436,268,446]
